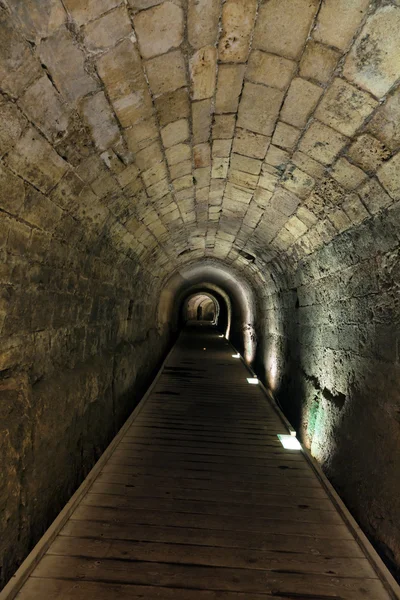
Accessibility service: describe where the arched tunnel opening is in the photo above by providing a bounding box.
[0,0,399,596]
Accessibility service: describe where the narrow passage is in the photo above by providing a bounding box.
[14,326,393,600]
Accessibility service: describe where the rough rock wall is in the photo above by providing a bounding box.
[0,209,169,589]
[259,205,400,577]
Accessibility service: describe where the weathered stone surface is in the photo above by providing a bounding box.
[212,115,236,139]
[358,178,393,214]
[254,0,319,60]
[145,49,187,96]
[237,83,284,136]
[377,152,400,201]
[330,157,367,190]
[5,127,68,193]
[124,118,158,153]
[63,0,121,26]
[39,28,98,106]
[192,99,212,144]
[161,119,189,148]
[347,134,391,172]
[282,164,315,199]
[190,46,217,101]
[81,92,121,152]
[300,41,340,84]
[8,0,65,41]
[18,75,70,143]
[367,88,400,151]
[280,78,323,128]
[343,6,400,98]
[233,129,270,160]
[165,143,191,166]
[272,122,301,151]
[218,0,257,63]
[247,50,296,91]
[187,0,220,49]
[314,0,369,50]
[84,6,132,51]
[316,78,377,137]
[0,164,25,215]
[134,2,184,59]
[193,143,211,168]
[0,102,26,157]
[154,88,190,127]
[215,64,245,113]
[299,121,349,165]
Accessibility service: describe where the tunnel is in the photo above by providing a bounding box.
[0,0,399,597]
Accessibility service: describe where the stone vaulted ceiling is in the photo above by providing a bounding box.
[0,0,399,283]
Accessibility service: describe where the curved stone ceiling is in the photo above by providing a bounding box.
[0,0,399,282]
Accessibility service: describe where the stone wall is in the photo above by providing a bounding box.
[0,206,169,588]
[257,204,400,577]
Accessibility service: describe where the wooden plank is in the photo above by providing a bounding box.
[48,536,377,578]
[71,505,353,538]
[30,555,389,599]
[60,519,365,557]
[81,492,343,524]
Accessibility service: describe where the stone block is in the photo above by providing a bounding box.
[218,0,257,62]
[192,99,212,144]
[285,215,308,240]
[20,187,62,232]
[84,6,132,51]
[145,49,187,97]
[97,39,152,126]
[5,127,68,194]
[377,152,400,201]
[299,41,340,84]
[194,143,211,167]
[129,0,165,10]
[297,206,318,228]
[344,6,400,98]
[282,165,315,199]
[212,115,236,139]
[0,14,42,98]
[212,158,229,179]
[173,174,193,192]
[367,88,400,151]
[328,208,352,233]
[165,143,191,166]
[299,121,348,166]
[342,193,369,225]
[291,151,326,179]
[230,154,261,175]
[161,119,189,149]
[81,91,120,152]
[8,0,66,41]
[254,0,319,59]
[18,75,70,144]
[246,50,295,91]
[280,78,323,128]
[170,160,192,180]
[264,145,290,170]
[358,179,393,214]
[188,0,220,49]
[313,0,369,51]
[141,161,168,187]
[237,82,284,136]
[0,102,26,157]
[124,118,158,154]
[233,129,270,159]
[134,2,183,59]
[63,0,120,26]
[270,188,300,216]
[212,139,232,158]
[154,88,190,127]
[39,28,98,106]
[228,169,258,189]
[330,158,367,191]
[190,46,217,100]
[0,165,25,215]
[134,141,163,171]
[347,134,391,173]
[272,122,301,151]
[215,64,245,113]
[316,78,377,137]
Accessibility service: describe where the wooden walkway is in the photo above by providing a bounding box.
[10,326,399,599]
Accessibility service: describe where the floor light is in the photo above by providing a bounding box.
[277,434,301,450]
[247,377,259,384]
[232,353,240,358]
